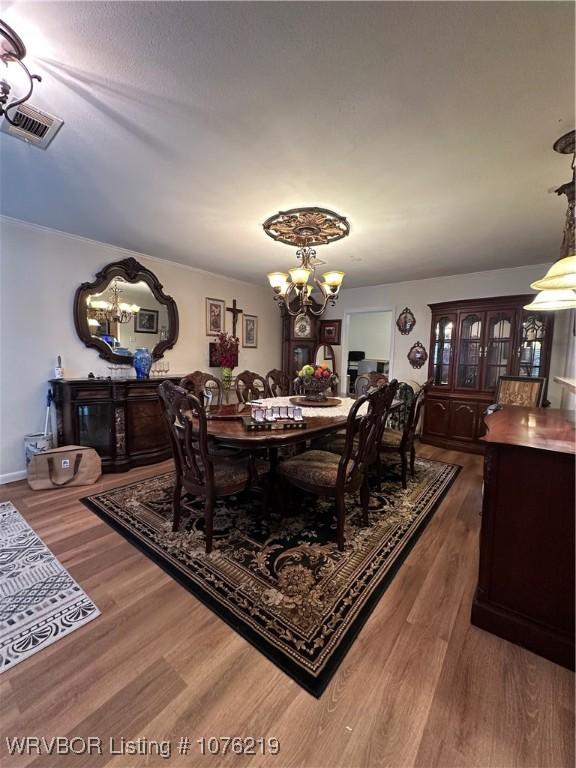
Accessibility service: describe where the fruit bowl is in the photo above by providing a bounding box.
[294,364,338,401]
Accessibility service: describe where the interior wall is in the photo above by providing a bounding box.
[348,311,391,361]
[325,263,571,405]
[0,217,281,482]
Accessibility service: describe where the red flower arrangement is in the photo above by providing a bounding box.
[213,331,239,370]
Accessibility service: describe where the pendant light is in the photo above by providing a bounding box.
[528,130,576,309]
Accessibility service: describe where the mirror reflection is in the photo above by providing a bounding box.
[85,278,170,358]
[315,344,335,368]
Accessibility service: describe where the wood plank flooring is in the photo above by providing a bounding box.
[1,445,573,768]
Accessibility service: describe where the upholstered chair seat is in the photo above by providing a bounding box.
[277,382,398,550]
[379,429,403,447]
[192,458,269,495]
[278,450,347,491]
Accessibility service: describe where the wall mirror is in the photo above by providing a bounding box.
[314,343,336,368]
[74,257,179,363]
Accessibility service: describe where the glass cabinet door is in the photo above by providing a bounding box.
[456,313,484,389]
[483,311,515,391]
[516,312,546,377]
[432,315,456,386]
[76,403,113,457]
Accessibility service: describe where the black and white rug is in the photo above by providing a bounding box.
[83,456,459,696]
[0,502,100,672]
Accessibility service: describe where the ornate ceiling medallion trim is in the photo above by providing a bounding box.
[263,207,350,248]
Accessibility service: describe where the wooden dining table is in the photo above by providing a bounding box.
[201,396,404,459]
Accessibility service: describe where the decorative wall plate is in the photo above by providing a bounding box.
[396,307,416,335]
[407,341,428,369]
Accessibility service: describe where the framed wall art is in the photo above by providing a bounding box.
[135,308,159,334]
[206,298,225,336]
[407,341,428,369]
[319,319,342,345]
[396,307,416,335]
[242,314,258,348]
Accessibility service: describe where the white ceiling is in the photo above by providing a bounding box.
[0,1,574,287]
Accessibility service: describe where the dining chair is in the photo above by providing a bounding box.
[159,381,268,552]
[235,370,270,403]
[379,379,432,489]
[496,375,546,408]
[266,369,291,397]
[355,371,389,396]
[387,382,416,432]
[277,383,398,551]
[180,370,223,407]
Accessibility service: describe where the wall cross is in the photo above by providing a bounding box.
[226,299,244,337]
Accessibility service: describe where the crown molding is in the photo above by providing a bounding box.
[0,215,264,290]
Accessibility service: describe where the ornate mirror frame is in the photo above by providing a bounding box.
[73,257,179,364]
[396,307,416,335]
[407,340,428,369]
[313,342,336,368]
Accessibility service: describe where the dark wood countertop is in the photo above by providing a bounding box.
[481,406,576,455]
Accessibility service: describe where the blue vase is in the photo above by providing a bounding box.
[133,348,152,380]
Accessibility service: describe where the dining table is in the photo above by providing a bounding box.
[200,395,404,477]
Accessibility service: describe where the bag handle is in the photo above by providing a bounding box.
[47,453,83,487]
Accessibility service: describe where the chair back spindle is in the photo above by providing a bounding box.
[338,379,399,490]
[266,369,291,397]
[180,371,223,407]
[159,381,213,493]
[235,370,269,403]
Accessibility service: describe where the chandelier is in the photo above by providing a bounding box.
[0,19,42,124]
[525,129,576,311]
[264,207,349,317]
[87,280,140,325]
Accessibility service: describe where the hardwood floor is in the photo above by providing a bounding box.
[1,445,573,768]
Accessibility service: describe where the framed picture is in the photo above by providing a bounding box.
[320,319,342,345]
[135,308,159,334]
[396,307,416,336]
[242,314,258,348]
[209,342,238,368]
[496,375,545,407]
[407,341,428,369]
[206,298,225,336]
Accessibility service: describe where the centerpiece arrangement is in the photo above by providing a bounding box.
[213,331,239,402]
[294,363,338,401]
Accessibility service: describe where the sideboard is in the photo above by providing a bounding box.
[50,377,183,473]
[471,406,575,669]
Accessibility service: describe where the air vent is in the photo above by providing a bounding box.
[1,103,63,149]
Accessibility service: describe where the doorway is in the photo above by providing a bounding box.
[341,309,394,395]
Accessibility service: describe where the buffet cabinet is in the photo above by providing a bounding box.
[421,295,554,453]
[471,407,575,669]
[50,377,182,473]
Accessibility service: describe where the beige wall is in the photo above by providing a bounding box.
[0,217,281,481]
[325,264,571,405]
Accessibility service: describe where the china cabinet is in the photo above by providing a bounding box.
[421,295,554,453]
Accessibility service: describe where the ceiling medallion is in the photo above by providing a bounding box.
[264,207,350,317]
[0,19,42,125]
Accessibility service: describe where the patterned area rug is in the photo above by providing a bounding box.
[0,502,100,672]
[82,456,459,696]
